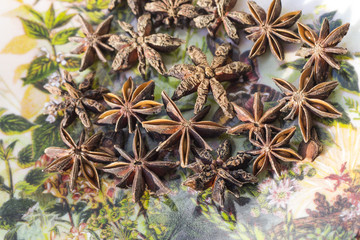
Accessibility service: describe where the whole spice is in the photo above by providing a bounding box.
[193,0,255,43]
[97,77,162,133]
[145,0,198,27]
[227,92,284,137]
[103,126,179,203]
[44,128,116,190]
[167,43,251,118]
[142,91,227,167]
[108,13,183,78]
[69,15,113,71]
[108,0,143,16]
[183,140,257,207]
[44,71,108,128]
[248,125,302,177]
[273,67,342,142]
[297,18,350,83]
[245,0,301,60]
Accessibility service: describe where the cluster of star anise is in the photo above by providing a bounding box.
[43,0,350,206]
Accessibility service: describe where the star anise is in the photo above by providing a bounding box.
[44,128,116,190]
[69,15,113,71]
[145,0,198,27]
[183,140,257,207]
[297,18,350,83]
[227,92,284,137]
[108,13,183,78]
[248,125,302,177]
[45,71,108,128]
[103,126,179,203]
[97,77,162,133]
[193,0,255,43]
[273,67,342,142]
[167,43,251,118]
[142,91,227,167]
[245,0,301,60]
[108,0,143,16]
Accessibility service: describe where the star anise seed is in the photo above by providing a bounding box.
[167,43,251,118]
[44,127,116,190]
[142,91,228,167]
[183,140,257,207]
[97,77,163,133]
[245,0,301,60]
[103,126,179,203]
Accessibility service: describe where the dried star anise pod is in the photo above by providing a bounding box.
[97,77,162,133]
[298,127,322,162]
[142,91,227,167]
[103,126,179,203]
[44,128,116,190]
[248,125,302,177]
[183,140,257,207]
[108,13,183,78]
[145,0,198,27]
[167,43,251,118]
[45,71,108,128]
[69,15,113,71]
[245,0,301,60]
[227,92,284,137]
[193,0,255,43]
[108,0,143,16]
[273,67,342,142]
[297,18,350,83]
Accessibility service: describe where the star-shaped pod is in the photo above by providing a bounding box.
[142,91,227,167]
[108,0,143,16]
[45,71,108,128]
[193,0,255,43]
[145,0,198,27]
[44,128,116,190]
[245,0,301,60]
[227,92,284,137]
[183,140,257,207]
[69,15,113,71]
[248,125,302,177]
[273,67,342,142]
[108,13,183,78]
[167,43,251,118]
[297,18,350,83]
[103,126,179,203]
[97,77,162,133]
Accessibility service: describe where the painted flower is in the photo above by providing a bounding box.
[68,223,87,240]
[267,178,296,209]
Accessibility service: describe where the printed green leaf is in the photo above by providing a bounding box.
[19,17,49,39]
[51,27,78,45]
[280,59,306,71]
[0,114,34,135]
[23,56,58,85]
[31,115,63,161]
[25,168,48,186]
[332,61,359,92]
[18,144,35,168]
[0,198,36,228]
[53,11,75,29]
[59,57,81,71]
[23,5,44,23]
[44,4,55,29]
[4,228,17,240]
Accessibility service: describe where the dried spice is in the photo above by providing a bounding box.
[145,0,198,27]
[108,0,143,16]
[227,92,284,137]
[273,67,342,143]
[297,18,350,83]
[108,13,183,78]
[298,127,322,162]
[69,15,113,71]
[103,126,179,203]
[245,0,301,60]
[97,77,162,133]
[183,140,257,207]
[44,128,116,190]
[142,91,227,167]
[248,125,302,177]
[193,0,254,43]
[167,43,251,118]
[45,71,108,128]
